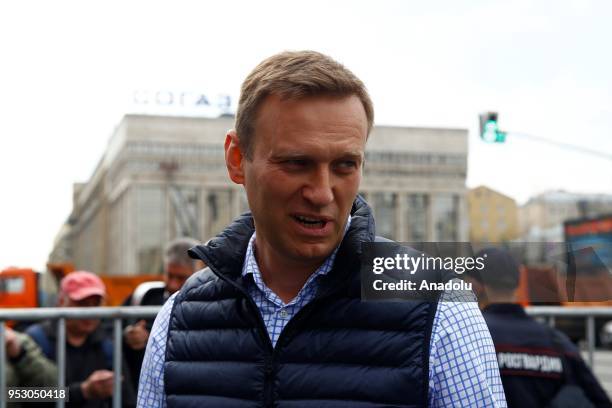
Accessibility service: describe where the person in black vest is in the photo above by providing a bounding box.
[122,237,204,388]
[467,247,611,408]
[137,50,507,407]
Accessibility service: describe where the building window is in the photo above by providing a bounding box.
[206,190,232,238]
[433,194,458,241]
[406,193,428,242]
[170,186,200,239]
[373,192,397,240]
[136,186,166,274]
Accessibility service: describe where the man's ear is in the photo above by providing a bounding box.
[225,129,245,185]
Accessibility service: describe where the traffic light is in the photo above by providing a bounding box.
[479,112,506,143]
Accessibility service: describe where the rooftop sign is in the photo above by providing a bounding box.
[131,90,234,117]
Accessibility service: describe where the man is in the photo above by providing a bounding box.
[138,50,506,407]
[123,237,204,387]
[467,247,611,407]
[27,271,136,407]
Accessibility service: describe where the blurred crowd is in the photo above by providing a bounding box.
[3,237,204,408]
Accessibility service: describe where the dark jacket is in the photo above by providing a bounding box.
[26,321,136,408]
[6,331,57,387]
[6,332,58,408]
[483,303,611,408]
[164,197,438,407]
[122,286,167,388]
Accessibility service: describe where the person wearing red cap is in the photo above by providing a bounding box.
[26,271,136,407]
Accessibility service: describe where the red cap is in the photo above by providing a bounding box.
[60,271,106,301]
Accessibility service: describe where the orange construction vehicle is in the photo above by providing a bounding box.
[0,263,162,309]
[510,214,612,343]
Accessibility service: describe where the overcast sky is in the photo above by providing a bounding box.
[1,0,611,270]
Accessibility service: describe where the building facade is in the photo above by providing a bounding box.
[520,190,612,241]
[467,185,519,242]
[49,115,468,275]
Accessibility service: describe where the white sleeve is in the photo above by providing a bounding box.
[136,292,177,408]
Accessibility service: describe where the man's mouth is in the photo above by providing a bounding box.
[292,215,330,229]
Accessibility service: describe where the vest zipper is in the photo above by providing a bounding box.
[263,357,274,407]
[273,281,344,349]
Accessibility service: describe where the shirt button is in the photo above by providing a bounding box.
[279,309,288,318]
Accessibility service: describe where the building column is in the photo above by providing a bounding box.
[426,194,436,241]
[231,188,241,220]
[396,193,407,242]
[457,193,469,242]
[200,188,209,241]
[366,191,375,216]
[127,186,138,275]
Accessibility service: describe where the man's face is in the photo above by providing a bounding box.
[63,295,103,336]
[238,94,367,266]
[164,262,195,294]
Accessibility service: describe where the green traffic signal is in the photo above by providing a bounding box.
[479,112,506,143]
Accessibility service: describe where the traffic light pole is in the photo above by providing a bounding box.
[479,111,612,161]
[508,131,612,161]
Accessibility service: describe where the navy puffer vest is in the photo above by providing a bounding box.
[165,197,437,407]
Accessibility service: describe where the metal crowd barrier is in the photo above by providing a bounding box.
[1,306,612,407]
[526,306,612,368]
[0,306,161,408]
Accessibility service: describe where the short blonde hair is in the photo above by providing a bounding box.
[236,50,374,159]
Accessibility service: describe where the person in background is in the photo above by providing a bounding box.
[122,237,205,389]
[4,325,57,387]
[26,271,136,408]
[467,247,611,408]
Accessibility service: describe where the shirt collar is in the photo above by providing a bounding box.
[242,215,352,279]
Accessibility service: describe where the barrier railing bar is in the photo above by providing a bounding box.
[525,307,612,317]
[548,316,556,328]
[2,305,611,320]
[0,306,160,321]
[57,318,66,408]
[587,316,595,367]
[113,318,122,408]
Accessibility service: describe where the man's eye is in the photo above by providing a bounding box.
[336,160,358,170]
[284,159,308,167]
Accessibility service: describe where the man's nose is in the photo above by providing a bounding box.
[302,166,334,206]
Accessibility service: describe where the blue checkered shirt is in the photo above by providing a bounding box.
[137,233,507,407]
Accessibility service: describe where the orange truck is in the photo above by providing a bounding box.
[0,267,40,308]
[0,263,162,309]
[512,214,612,342]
